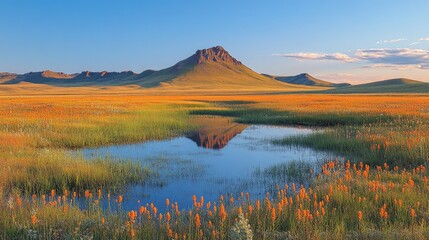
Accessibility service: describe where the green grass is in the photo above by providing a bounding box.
[0,102,198,196]
[2,96,429,239]
[2,160,429,239]
[191,108,394,126]
[252,161,313,184]
[191,104,428,168]
[274,118,429,167]
[4,149,149,195]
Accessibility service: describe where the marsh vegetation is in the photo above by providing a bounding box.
[1,94,429,239]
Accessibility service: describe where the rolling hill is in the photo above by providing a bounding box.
[328,78,429,93]
[4,70,138,86]
[1,46,325,91]
[4,46,427,94]
[0,72,17,84]
[264,73,350,87]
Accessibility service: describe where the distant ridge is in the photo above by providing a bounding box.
[353,78,422,87]
[264,73,350,87]
[328,78,429,93]
[0,72,17,84]
[41,70,75,79]
[4,70,138,86]
[2,46,324,91]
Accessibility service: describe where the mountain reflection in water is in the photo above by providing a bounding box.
[186,116,248,149]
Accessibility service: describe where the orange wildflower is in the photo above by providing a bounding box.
[16,196,22,207]
[130,228,135,238]
[271,207,276,222]
[194,213,201,228]
[248,205,253,215]
[219,204,227,222]
[410,208,416,218]
[256,200,261,211]
[296,209,302,221]
[128,210,138,222]
[31,214,37,225]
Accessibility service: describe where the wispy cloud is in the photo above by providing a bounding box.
[376,38,407,44]
[419,37,429,41]
[360,64,426,70]
[355,48,429,69]
[275,48,429,70]
[273,52,356,62]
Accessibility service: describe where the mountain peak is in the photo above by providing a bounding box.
[194,46,242,65]
[296,73,313,79]
[271,73,350,87]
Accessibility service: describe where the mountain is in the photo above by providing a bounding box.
[4,70,137,86]
[135,46,313,89]
[328,78,429,93]
[0,72,17,84]
[264,73,350,87]
[1,46,324,91]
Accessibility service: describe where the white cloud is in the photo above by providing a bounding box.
[273,52,356,62]
[355,48,429,68]
[275,48,429,70]
[376,38,407,44]
[419,37,429,41]
[361,64,424,70]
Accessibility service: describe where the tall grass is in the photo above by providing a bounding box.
[191,97,429,168]
[0,97,199,196]
[2,160,429,239]
[191,108,394,126]
[3,149,149,195]
[2,94,429,239]
[274,117,429,167]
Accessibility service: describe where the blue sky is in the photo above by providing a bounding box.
[1,0,428,83]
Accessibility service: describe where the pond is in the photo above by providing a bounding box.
[77,116,334,211]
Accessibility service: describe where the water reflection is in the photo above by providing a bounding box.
[186,116,247,149]
[79,117,332,211]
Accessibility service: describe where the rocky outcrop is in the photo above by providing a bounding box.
[41,70,74,79]
[194,46,242,65]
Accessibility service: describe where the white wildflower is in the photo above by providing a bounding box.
[7,196,14,210]
[230,213,253,240]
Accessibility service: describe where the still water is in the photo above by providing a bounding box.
[78,117,332,211]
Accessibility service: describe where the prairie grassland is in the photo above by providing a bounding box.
[193,95,429,167]
[2,161,428,239]
[1,94,429,239]
[0,96,199,195]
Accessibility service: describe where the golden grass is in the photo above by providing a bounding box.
[1,94,429,239]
